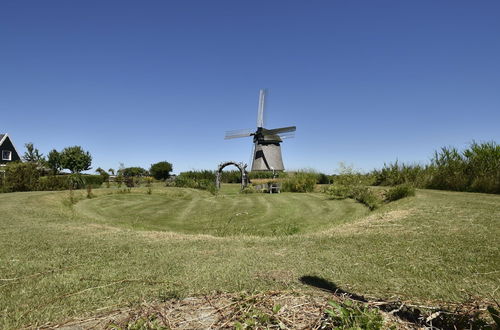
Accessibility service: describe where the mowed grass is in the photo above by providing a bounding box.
[0,185,499,328]
[75,187,368,236]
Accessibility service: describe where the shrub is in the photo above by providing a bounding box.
[81,175,104,188]
[385,184,416,202]
[281,171,316,192]
[3,162,39,192]
[37,176,69,191]
[316,173,331,184]
[124,176,135,188]
[326,184,352,199]
[121,167,148,178]
[352,186,381,210]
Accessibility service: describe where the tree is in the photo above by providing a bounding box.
[108,168,115,176]
[149,161,173,181]
[122,167,147,177]
[59,146,92,173]
[96,167,110,182]
[23,143,45,164]
[47,149,62,175]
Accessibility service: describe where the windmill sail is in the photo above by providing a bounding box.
[257,89,266,128]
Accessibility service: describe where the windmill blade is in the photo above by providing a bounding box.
[225,129,254,139]
[249,142,256,169]
[257,89,266,128]
[277,131,295,139]
[265,126,296,135]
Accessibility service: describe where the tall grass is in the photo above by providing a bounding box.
[372,141,500,194]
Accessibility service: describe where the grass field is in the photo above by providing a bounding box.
[0,184,499,328]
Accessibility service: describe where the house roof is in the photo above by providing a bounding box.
[0,133,22,160]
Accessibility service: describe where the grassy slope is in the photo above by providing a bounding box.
[0,186,499,328]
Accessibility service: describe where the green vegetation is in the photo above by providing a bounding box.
[385,184,416,202]
[0,185,498,328]
[323,300,384,329]
[1,162,39,192]
[327,165,382,210]
[59,146,92,173]
[149,161,173,181]
[281,171,317,192]
[373,141,500,194]
[22,142,45,164]
[76,187,366,236]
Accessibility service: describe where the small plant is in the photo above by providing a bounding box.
[385,184,416,202]
[124,176,134,188]
[240,185,256,194]
[68,189,76,205]
[115,175,123,187]
[322,300,384,329]
[86,184,94,199]
[116,188,131,194]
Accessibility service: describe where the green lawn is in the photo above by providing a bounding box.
[75,187,368,236]
[0,185,499,328]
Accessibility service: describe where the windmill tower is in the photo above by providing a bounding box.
[225,89,296,171]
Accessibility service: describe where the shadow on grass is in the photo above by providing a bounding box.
[298,275,493,329]
[299,275,367,302]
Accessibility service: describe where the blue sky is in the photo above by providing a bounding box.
[1,1,499,174]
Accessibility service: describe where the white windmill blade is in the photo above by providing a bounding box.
[256,89,266,128]
[249,142,256,168]
[225,128,254,139]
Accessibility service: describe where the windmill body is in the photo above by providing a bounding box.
[225,90,296,172]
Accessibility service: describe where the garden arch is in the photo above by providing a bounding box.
[215,161,249,190]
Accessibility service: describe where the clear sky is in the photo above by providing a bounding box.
[1,1,499,174]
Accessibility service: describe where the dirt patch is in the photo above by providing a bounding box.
[47,291,414,329]
[43,289,496,329]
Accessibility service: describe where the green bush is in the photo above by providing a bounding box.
[326,184,352,199]
[81,175,104,188]
[37,176,69,191]
[3,162,39,192]
[281,171,317,192]
[352,186,381,210]
[385,184,416,202]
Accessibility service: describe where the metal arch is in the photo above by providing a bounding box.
[215,161,249,190]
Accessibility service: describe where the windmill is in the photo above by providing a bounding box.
[225,89,296,172]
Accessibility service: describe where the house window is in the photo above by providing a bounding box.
[2,150,12,161]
